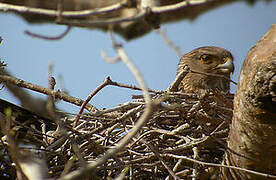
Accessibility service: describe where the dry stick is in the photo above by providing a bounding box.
[73,76,159,127]
[60,8,148,27]
[151,0,211,13]
[60,27,153,180]
[47,62,57,120]
[0,0,210,23]
[192,147,199,180]
[167,64,190,92]
[73,76,111,128]
[0,1,127,18]
[165,154,276,179]
[24,0,71,41]
[0,75,95,112]
[142,140,180,180]
[25,26,71,40]
[190,70,237,85]
[156,28,182,58]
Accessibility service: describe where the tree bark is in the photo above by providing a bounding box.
[221,25,276,179]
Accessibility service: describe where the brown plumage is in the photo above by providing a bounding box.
[177,46,234,93]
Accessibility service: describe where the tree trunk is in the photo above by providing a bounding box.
[221,25,276,179]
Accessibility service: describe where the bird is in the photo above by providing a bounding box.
[176,46,234,94]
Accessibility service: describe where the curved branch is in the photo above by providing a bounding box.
[0,1,127,18]
[24,26,71,40]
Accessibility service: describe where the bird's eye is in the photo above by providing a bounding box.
[200,54,212,64]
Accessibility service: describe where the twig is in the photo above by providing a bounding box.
[60,26,154,180]
[167,64,190,92]
[73,75,159,127]
[60,9,148,26]
[192,147,199,180]
[190,70,237,85]
[151,0,211,13]
[101,50,120,63]
[25,26,71,40]
[0,74,96,112]
[156,28,182,58]
[143,140,180,180]
[164,154,276,179]
[73,77,112,128]
[0,0,212,28]
[93,101,143,117]
[47,62,57,120]
[0,1,127,18]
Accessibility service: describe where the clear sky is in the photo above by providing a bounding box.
[0,1,276,113]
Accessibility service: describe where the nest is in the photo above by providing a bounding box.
[0,91,233,179]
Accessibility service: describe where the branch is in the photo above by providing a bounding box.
[0,75,96,112]
[0,1,127,18]
[166,154,276,179]
[60,27,154,179]
[156,28,182,58]
[151,0,212,13]
[167,64,190,92]
[25,26,71,40]
[59,9,148,26]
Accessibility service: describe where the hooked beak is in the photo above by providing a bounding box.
[215,57,234,74]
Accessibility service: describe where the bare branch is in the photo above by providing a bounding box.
[167,64,190,92]
[60,9,148,26]
[0,74,96,112]
[165,154,276,179]
[25,26,71,40]
[151,0,212,13]
[190,69,237,85]
[0,1,127,18]
[156,28,182,58]
[60,27,154,180]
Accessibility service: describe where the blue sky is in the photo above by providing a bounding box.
[0,1,276,113]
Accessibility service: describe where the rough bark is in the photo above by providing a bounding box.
[221,25,276,179]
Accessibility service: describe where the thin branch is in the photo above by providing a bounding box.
[0,75,96,112]
[60,9,148,26]
[25,26,71,40]
[156,28,182,58]
[100,50,120,63]
[143,140,180,180]
[0,0,213,29]
[73,77,112,128]
[151,0,212,13]
[0,1,127,18]
[60,27,154,180]
[167,64,190,92]
[73,75,160,127]
[165,154,276,179]
[190,70,237,85]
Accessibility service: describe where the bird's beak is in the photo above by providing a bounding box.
[216,57,234,74]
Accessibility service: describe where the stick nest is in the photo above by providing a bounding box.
[0,91,233,179]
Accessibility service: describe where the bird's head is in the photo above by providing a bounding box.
[177,46,234,93]
[183,46,234,75]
